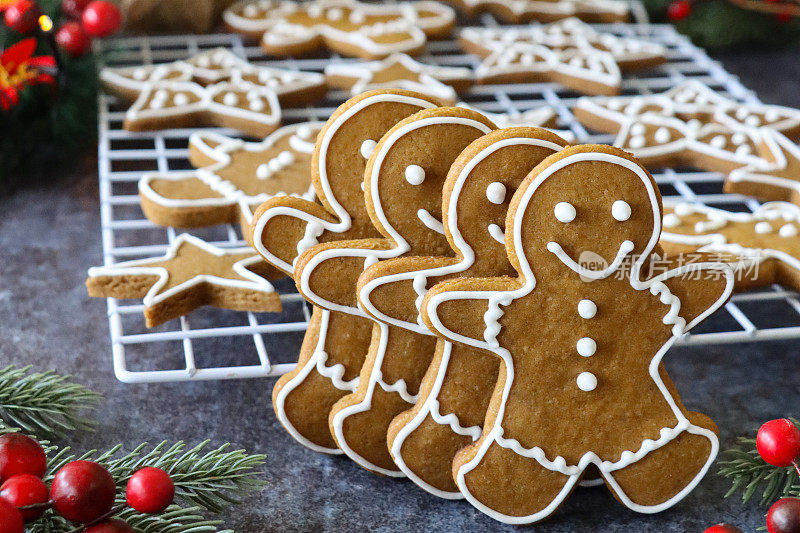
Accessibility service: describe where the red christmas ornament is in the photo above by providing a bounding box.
[0,433,47,483]
[51,460,116,524]
[84,518,136,533]
[667,0,691,21]
[3,0,42,34]
[81,0,121,37]
[703,524,744,533]
[0,474,49,522]
[126,466,174,514]
[768,498,800,533]
[62,0,91,19]
[56,21,91,56]
[776,11,793,23]
[0,497,24,533]
[757,419,800,467]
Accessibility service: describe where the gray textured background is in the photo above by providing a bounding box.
[1,49,799,532]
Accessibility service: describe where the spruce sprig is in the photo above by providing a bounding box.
[0,366,101,439]
[719,419,800,505]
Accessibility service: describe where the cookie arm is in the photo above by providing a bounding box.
[421,276,513,349]
[358,256,459,331]
[651,253,734,332]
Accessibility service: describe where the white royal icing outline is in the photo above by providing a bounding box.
[456,0,629,21]
[423,151,733,524]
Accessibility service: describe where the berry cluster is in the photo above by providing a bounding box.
[0,433,175,532]
[3,0,121,57]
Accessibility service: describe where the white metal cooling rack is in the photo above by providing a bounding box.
[93,14,800,384]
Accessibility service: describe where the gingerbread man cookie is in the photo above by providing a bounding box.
[325,53,472,105]
[87,234,280,327]
[661,200,800,291]
[460,18,666,95]
[446,0,629,23]
[139,121,322,232]
[354,128,568,498]
[421,145,733,523]
[248,90,442,453]
[223,0,455,59]
[293,106,495,476]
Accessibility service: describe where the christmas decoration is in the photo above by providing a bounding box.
[61,0,90,19]
[0,474,49,521]
[81,0,121,37]
[768,498,800,533]
[56,21,91,56]
[51,460,117,523]
[0,497,24,533]
[667,0,692,20]
[758,419,800,469]
[0,433,47,482]
[84,519,136,533]
[4,0,42,33]
[704,525,744,533]
[0,38,55,110]
[125,467,174,514]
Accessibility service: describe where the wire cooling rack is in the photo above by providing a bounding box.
[93,14,799,384]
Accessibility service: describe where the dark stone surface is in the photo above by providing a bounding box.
[1,49,799,532]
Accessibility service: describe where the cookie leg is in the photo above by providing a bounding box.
[455,439,580,524]
[603,413,718,512]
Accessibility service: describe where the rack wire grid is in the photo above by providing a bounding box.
[94,10,799,384]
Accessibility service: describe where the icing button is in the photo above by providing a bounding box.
[577,372,597,392]
[577,337,596,357]
[780,224,798,237]
[578,299,597,319]
[754,221,772,234]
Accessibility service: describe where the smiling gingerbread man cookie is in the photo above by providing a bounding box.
[294,106,495,475]
[248,90,442,454]
[421,145,733,523]
[354,127,569,498]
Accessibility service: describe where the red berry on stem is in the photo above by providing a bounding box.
[0,497,23,533]
[62,0,91,19]
[768,498,800,533]
[81,0,121,37]
[85,518,136,533]
[757,419,800,467]
[51,460,116,524]
[0,433,47,483]
[704,524,744,533]
[667,0,691,21]
[126,466,174,514]
[56,21,92,56]
[3,0,42,33]
[0,474,49,522]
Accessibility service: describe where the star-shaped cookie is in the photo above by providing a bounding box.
[460,18,666,95]
[223,0,456,59]
[447,0,629,23]
[324,53,472,104]
[660,201,800,291]
[87,234,281,327]
[725,127,800,205]
[139,121,322,232]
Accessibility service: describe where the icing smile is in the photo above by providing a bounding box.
[546,240,635,280]
[488,224,505,244]
[418,208,445,234]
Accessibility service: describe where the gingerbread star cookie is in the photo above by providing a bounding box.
[223,0,456,59]
[421,145,733,524]
[724,128,800,205]
[325,53,472,105]
[139,121,322,233]
[660,200,800,291]
[86,234,280,327]
[460,18,666,95]
[447,0,629,23]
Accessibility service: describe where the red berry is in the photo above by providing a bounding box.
[0,474,49,522]
[776,12,793,23]
[0,497,23,533]
[704,524,744,533]
[81,0,121,37]
[126,467,174,514]
[768,498,800,533]
[62,0,91,19]
[667,0,691,21]
[51,460,116,524]
[85,518,136,533]
[758,419,800,467]
[3,0,42,33]
[0,433,47,483]
[56,21,92,56]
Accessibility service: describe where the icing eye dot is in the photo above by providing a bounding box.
[662,214,681,228]
[554,202,576,223]
[611,200,631,222]
[780,224,798,237]
[360,139,377,159]
[486,182,506,205]
[755,221,772,234]
[405,165,425,185]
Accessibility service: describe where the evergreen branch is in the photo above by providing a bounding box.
[719,419,800,505]
[0,366,101,439]
[28,505,233,533]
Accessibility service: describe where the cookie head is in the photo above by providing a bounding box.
[509,145,661,280]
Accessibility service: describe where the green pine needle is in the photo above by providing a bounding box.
[0,366,101,439]
[719,419,800,505]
